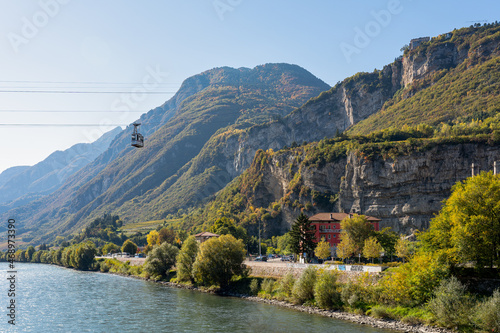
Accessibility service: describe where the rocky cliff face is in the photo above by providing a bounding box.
[227,29,500,180]
[250,142,500,236]
[339,144,500,233]
[227,64,402,179]
[155,27,500,236]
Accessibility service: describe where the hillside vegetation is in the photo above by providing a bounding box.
[349,24,500,134]
[1,64,329,244]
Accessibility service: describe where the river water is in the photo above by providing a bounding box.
[0,263,396,332]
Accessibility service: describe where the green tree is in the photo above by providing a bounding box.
[340,214,374,255]
[158,227,176,245]
[276,233,293,255]
[121,239,138,255]
[289,213,316,261]
[363,237,383,263]
[210,217,248,241]
[314,238,331,261]
[192,234,246,288]
[176,236,199,283]
[421,171,500,268]
[71,242,97,270]
[16,250,26,262]
[25,246,36,262]
[143,242,179,280]
[428,277,474,330]
[102,242,120,255]
[380,253,449,306]
[32,250,43,263]
[374,227,398,258]
[474,289,500,332]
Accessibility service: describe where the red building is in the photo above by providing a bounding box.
[308,213,380,247]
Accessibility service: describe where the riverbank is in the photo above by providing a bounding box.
[104,269,454,333]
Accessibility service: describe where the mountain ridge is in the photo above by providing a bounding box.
[0,127,122,214]
[1,63,330,243]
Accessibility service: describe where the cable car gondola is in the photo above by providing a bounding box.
[131,122,144,148]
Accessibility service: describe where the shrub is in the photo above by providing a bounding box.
[261,278,275,295]
[314,270,342,310]
[292,266,317,304]
[379,253,449,306]
[428,277,474,330]
[474,289,500,332]
[250,278,260,296]
[99,260,110,272]
[176,236,199,283]
[401,315,425,326]
[192,234,246,288]
[368,305,395,320]
[121,239,138,255]
[143,242,179,280]
[341,281,364,309]
[279,273,295,299]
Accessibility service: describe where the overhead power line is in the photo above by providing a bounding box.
[0,124,129,127]
[0,79,181,85]
[0,90,175,94]
[0,110,145,113]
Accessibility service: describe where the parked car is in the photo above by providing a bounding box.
[254,256,267,261]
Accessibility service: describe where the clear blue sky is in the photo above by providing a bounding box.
[0,0,498,173]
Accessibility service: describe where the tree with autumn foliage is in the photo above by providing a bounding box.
[363,237,383,263]
[314,237,331,261]
[420,171,500,269]
[336,234,356,262]
[340,214,375,256]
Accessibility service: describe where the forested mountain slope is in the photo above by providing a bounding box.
[2,64,330,243]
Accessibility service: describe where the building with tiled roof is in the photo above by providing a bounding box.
[308,213,380,247]
[194,231,220,243]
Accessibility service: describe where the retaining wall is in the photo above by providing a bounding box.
[245,260,385,279]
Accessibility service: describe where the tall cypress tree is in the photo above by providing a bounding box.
[290,213,316,260]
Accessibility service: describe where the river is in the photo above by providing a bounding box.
[0,263,397,332]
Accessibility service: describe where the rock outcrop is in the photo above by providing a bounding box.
[339,143,500,232]
[249,142,500,236]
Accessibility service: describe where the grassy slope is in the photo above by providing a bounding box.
[349,24,500,135]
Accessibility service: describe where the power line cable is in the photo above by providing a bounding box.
[0,90,175,94]
[0,110,146,113]
[0,124,129,127]
[0,80,181,85]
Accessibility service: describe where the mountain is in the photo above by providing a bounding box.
[349,24,500,134]
[0,166,29,187]
[2,63,330,243]
[7,23,500,245]
[0,127,122,213]
[181,24,500,237]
